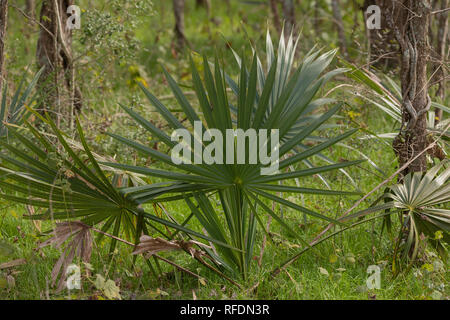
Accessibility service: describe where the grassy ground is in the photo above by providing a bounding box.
[0,0,448,300]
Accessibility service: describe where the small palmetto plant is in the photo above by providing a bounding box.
[271,160,449,276]
[103,31,363,278]
[383,161,450,272]
[0,68,44,138]
[0,32,362,281]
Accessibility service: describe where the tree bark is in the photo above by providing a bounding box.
[388,0,432,174]
[434,0,448,123]
[195,0,210,17]
[36,0,81,124]
[269,0,282,35]
[173,0,186,52]
[331,0,348,58]
[282,0,295,38]
[314,0,321,35]
[0,0,8,95]
[362,0,398,69]
[26,0,35,18]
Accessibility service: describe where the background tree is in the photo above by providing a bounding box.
[269,0,282,35]
[331,0,347,58]
[36,0,81,126]
[26,0,35,18]
[195,0,210,15]
[0,0,7,94]
[362,0,398,69]
[173,0,186,52]
[433,0,448,123]
[387,0,433,174]
[282,0,295,37]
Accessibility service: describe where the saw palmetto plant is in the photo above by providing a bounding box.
[270,160,449,276]
[0,32,362,281]
[383,161,450,273]
[0,68,43,138]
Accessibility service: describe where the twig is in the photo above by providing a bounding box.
[432,7,450,15]
[9,4,54,39]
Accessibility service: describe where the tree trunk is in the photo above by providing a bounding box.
[0,0,7,95]
[26,0,35,18]
[434,0,448,123]
[36,0,81,125]
[388,0,432,174]
[282,0,295,37]
[269,0,282,35]
[173,0,186,52]
[314,0,321,35]
[331,0,347,58]
[362,0,398,69]
[195,0,210,17]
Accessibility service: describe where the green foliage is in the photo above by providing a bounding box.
[385,161,450,271]
[0,68,43,138]
[103,31,362,279]
[344,160,450,273]
[345,63,450,146]
[0,32,361,281]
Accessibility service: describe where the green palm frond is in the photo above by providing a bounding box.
[386,161,450,267]
[0,32,362,280]
[0,68,44,137]
[102,31,362,278]
[345,63,450,148]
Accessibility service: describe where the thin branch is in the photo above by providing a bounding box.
[432,7,450,15]
[9,3,54,39]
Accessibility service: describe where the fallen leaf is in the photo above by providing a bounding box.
[329,254,338,264]
[0,258,27,270]
[94,274,121,300]
[133,235,210,260]
[319,267,329,276]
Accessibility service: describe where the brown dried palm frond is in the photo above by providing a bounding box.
[39,221,92,292]
[132,235,209,259]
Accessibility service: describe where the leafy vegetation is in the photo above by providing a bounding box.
[0,0,448,300]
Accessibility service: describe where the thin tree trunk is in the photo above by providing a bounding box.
[269,0,282,35]
[36,0,81,126]
[388,0,432,174]
[314,0,321,35]
[173,0,186,52]
[0,0,8,94]
[282,0,295,37]
[362,0,398,69]
[331,0,347,58]
[434,0,448,123]
[26,0,35,18]
[195,0,210,17]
